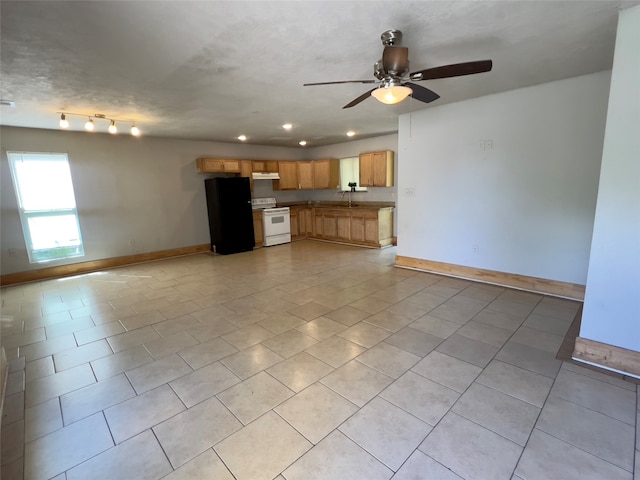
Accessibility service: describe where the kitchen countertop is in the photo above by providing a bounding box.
[277,200,395,210]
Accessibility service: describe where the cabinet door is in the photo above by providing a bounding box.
[240,160,252,177]
[276,161,298,190]
[372,151,393,186]
[336,216,351,242]
[359,153,373,187]
[364,218,379,244]
[252,160,279,172]
[265,161,279,172]
[313,159,339,189]
[290,208,301,240]
[359,151,394,187]
[323,215,337,238]
[252,160,267,172]
[222,160,241,173]
[252,211,264,247]
[297,161,314,190]
[313,211,323,237]
[301,208,312,235]
[350,216,365,242]
[240,160,254,191]
[197,158,224,172]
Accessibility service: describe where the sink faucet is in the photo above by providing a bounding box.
[339,189,353,207]
[347,182,357,207]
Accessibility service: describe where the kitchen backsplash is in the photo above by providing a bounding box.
[252,181,396,203]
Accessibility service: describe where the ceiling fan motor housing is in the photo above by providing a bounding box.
[381,29,403,46]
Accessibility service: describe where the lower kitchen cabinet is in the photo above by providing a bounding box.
[290,206,313,241]
[289,204,393,248]
[252,211,263,247]
[301,208,312,236]
[309,206,393,248]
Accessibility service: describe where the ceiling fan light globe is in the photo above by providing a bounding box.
[371,85,412,105]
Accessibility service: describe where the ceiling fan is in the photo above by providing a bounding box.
[303,29,493,109]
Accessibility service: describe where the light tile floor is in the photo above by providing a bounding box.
[1,241,638,480]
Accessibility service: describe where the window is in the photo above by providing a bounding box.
[339,157,367,191]
[7,152,85,263]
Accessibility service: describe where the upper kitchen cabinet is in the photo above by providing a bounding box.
[359,151,394,187]
[297,161,314,189]
[270,159,338,190]
[313,158,340,189]
[240,160,253,191]
[274,161,314,190]
[274,161,298,190]
[197,158,242,173]
[252,160,279,173]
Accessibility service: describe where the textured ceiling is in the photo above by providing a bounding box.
[0,1,636,147]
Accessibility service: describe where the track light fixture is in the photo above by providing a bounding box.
[57,112,141,136]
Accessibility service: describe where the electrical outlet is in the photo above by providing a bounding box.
[486,140,493,150]
[404,187,415,197]
[472,244,480,255]
[479,140,485,150]
[8,248,17,257]
[129,239,135,247]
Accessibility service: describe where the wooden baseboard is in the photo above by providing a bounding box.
[395,255,585,300]
[573,337,640,378]
[0,244,211,286]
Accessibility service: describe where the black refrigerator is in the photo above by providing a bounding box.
[204,177,255,254]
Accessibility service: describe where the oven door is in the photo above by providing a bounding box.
[262,207,291,245]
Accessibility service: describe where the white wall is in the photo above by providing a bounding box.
[397,71,611,285]
[0,127,301,275]
[580,5,640,352]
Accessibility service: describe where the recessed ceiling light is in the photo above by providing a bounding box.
[282,123,293,130]
[237,134,247,141]
[346,131,355,137]
[298,140,307,146]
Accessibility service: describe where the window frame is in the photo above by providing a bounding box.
[339,156,367,192]
[7,151,85,264]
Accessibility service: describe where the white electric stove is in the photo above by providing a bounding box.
[251,197,291,246]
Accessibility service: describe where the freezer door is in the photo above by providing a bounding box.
[204,177,255,254]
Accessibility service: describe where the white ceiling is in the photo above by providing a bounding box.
[0,1,636,147]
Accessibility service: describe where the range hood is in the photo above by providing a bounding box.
[252,172,280,180]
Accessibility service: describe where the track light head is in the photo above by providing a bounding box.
[59,113,69,129]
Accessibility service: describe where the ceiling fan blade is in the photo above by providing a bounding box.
[304,80,377,86]
[406,83,440,103]
[342,88,377,109]
[382,46,409,75]
[410,59,493,81]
